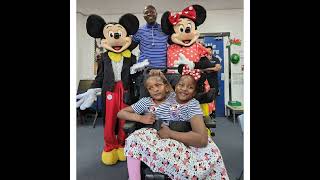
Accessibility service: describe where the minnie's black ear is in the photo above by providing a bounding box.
[119,13,139,35]
[86,14,106,38]
[161,11,173,35]
[193,4,206,26]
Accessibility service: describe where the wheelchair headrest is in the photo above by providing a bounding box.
[143,67,178,76]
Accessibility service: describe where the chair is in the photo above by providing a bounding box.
[123,68,217,180]
[91,95,102,128]
[77,80,102,128]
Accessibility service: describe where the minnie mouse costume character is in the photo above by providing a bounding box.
[77,14,140,165]
[161,4,217,115]
[161,4,209,69]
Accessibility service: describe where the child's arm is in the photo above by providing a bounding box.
[158,115,208,148]
[117,106,156,125]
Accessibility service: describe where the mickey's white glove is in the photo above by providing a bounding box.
[175,53,195,70]
[130,59,149,74]
[76,88,102,110]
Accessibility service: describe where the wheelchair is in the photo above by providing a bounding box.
[123,67,217,180]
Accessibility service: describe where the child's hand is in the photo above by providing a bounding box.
[158,123,172,139]
[139,113,156,124]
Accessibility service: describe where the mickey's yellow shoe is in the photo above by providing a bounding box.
[117,148,126,161]
[101,149,118,165]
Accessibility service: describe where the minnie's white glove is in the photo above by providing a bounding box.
[130,59,149,74]
[76,88,102,110]
[175,53,195,70]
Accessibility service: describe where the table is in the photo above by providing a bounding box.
[226,104,244,124]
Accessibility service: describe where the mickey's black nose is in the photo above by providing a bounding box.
[114,33,120,39]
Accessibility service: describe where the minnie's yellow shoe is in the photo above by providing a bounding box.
[117,148,126,161]
[101,149,118,165]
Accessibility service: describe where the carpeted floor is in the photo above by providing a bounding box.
[77,115,244,180]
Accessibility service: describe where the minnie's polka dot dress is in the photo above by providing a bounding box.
[167,43,208,68]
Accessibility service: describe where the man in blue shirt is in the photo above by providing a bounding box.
[132,5,168,68]
[131,5,172,98]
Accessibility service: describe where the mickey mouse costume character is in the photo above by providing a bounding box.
[77,13,141,165]
[161,4,217,116]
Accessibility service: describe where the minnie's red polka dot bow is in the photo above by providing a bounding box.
[182,65,201,81]
[168,6,196,25]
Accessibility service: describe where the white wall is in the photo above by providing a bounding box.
[200,9,244,104]
[76,9,243,102]
[76,13,95,86]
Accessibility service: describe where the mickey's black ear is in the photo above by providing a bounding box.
[193,5,206,26]
[161,11,173,35]
[86,14,106,38]
[119,13,139,35]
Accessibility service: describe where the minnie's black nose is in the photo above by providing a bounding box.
[185,27,191,33]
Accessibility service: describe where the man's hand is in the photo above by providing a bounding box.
[158,123,172,139]
[139,113,156,124]
[214,64,222,71]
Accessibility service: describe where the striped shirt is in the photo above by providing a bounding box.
[132,23,168,68]
[131,92,203,122]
